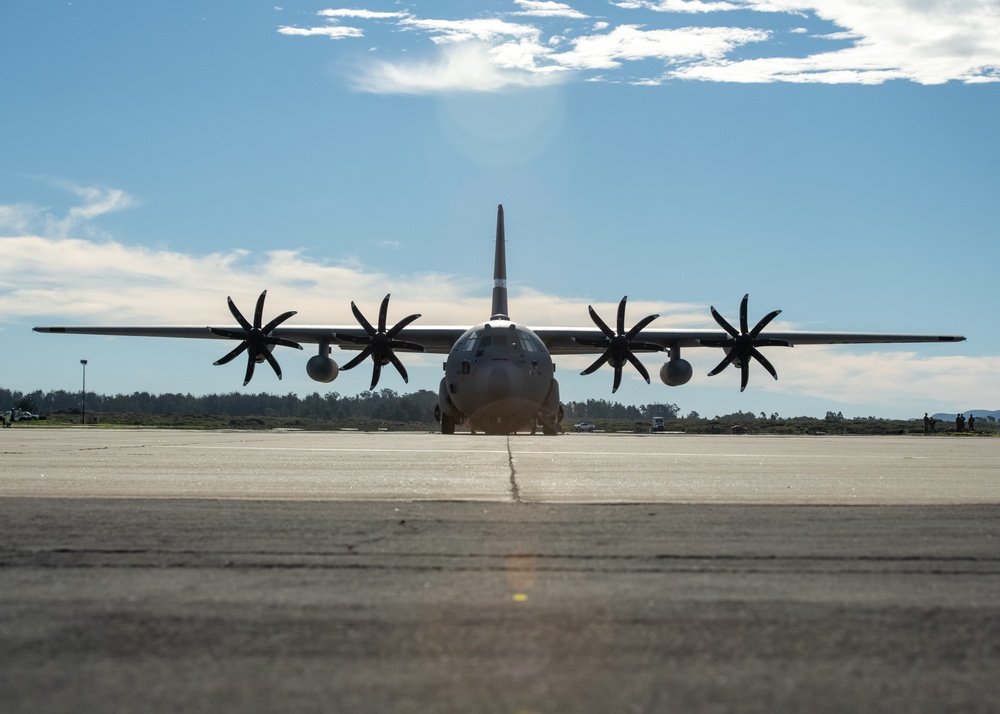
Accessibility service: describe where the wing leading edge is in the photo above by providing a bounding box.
[33,324,965,353]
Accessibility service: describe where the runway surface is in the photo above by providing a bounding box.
[2,429,999,713]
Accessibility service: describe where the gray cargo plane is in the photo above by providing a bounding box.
[35,205,965,435]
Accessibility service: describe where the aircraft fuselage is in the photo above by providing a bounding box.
[439,319,560,435]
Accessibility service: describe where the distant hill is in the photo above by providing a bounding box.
[932,410,1000,421]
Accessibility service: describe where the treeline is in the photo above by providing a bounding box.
[562,399,680,421]
[1,387,680,423]
[3,387,994,436]
[1,387,439,423]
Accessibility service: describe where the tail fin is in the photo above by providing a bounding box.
[491,204,509,321]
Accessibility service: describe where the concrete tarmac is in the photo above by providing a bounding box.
[2,429,999,713]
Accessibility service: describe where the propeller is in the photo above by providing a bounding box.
[335,294,423,390]
[210,290,303,386]
[577,296,662,393]
[702,293,791,392]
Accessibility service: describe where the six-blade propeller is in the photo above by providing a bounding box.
[576,296,662,393]
[702,293,791,392]
[210,291,303,386]
[336,294,423,390]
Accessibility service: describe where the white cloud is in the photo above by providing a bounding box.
[399,17,541,45]
[614,0,744,12]
[277,25,364,39]
[513,1,589,19]
[552,25,771,69]
[280,0,1000,91]
[664,0,1000,84]
[350,42,566,94]
[318,9,410,19]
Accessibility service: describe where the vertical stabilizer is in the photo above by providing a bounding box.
[491,204,509,321]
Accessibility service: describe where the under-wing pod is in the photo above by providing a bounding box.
[660,358,693,386]
[306,342,339,383]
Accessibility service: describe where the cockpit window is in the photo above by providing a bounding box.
[454,326,546,353]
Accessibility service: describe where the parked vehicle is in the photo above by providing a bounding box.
[574,422,596,432]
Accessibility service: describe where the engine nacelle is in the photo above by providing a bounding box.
[306,354,339,383]
[660,358,693,387]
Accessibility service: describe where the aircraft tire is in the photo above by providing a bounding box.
[441,413,455,435]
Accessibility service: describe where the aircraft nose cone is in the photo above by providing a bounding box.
[479,360,522,401]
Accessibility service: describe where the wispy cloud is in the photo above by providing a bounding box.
[278,1,1000,91]
[277,25,364,39]
[350,42,566,94]
[550,25,771,70]
[513,1,590,19]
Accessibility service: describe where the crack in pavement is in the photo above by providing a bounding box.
[506,436,521,503]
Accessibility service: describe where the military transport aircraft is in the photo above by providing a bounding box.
[34,205,965,435]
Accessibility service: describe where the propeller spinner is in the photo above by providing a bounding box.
[336,294,423,390]
[703,293,791,392]
[577,296,662,393]
[210,290,303,386]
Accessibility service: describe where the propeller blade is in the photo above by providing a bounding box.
[210,328,248,341]
[386,313,421,339]
[580,350,611,376]
[751,348,779,381]
[377,294,390,333]
[750,309,781,339]
[389,352,409,383]
[242,354,256,386]
[710,306,739,338]
[588,304,615,339]
[625,313,659,341]
[391,340,425,353]
[227,296,253,333]
[261,310,298,334]
[369,361,383,391]
[708,349,738,377]
[253,291,267,330]
[351,302,377,336]
[214,341,248,366]
[341,345,375,371]
[339,295,423,388]
[579,296,661,392]
[266,336,304,351]
[625,351,651,383]
[212,291,300,385]
[263,348,283,380]
[705,294,789,391]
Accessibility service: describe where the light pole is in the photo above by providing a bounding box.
[80,360,88,425]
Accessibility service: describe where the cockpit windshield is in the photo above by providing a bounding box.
[454,325,546,353]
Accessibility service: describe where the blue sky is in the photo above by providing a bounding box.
[2,0,998,419]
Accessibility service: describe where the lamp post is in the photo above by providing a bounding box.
[80,360,88,425]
